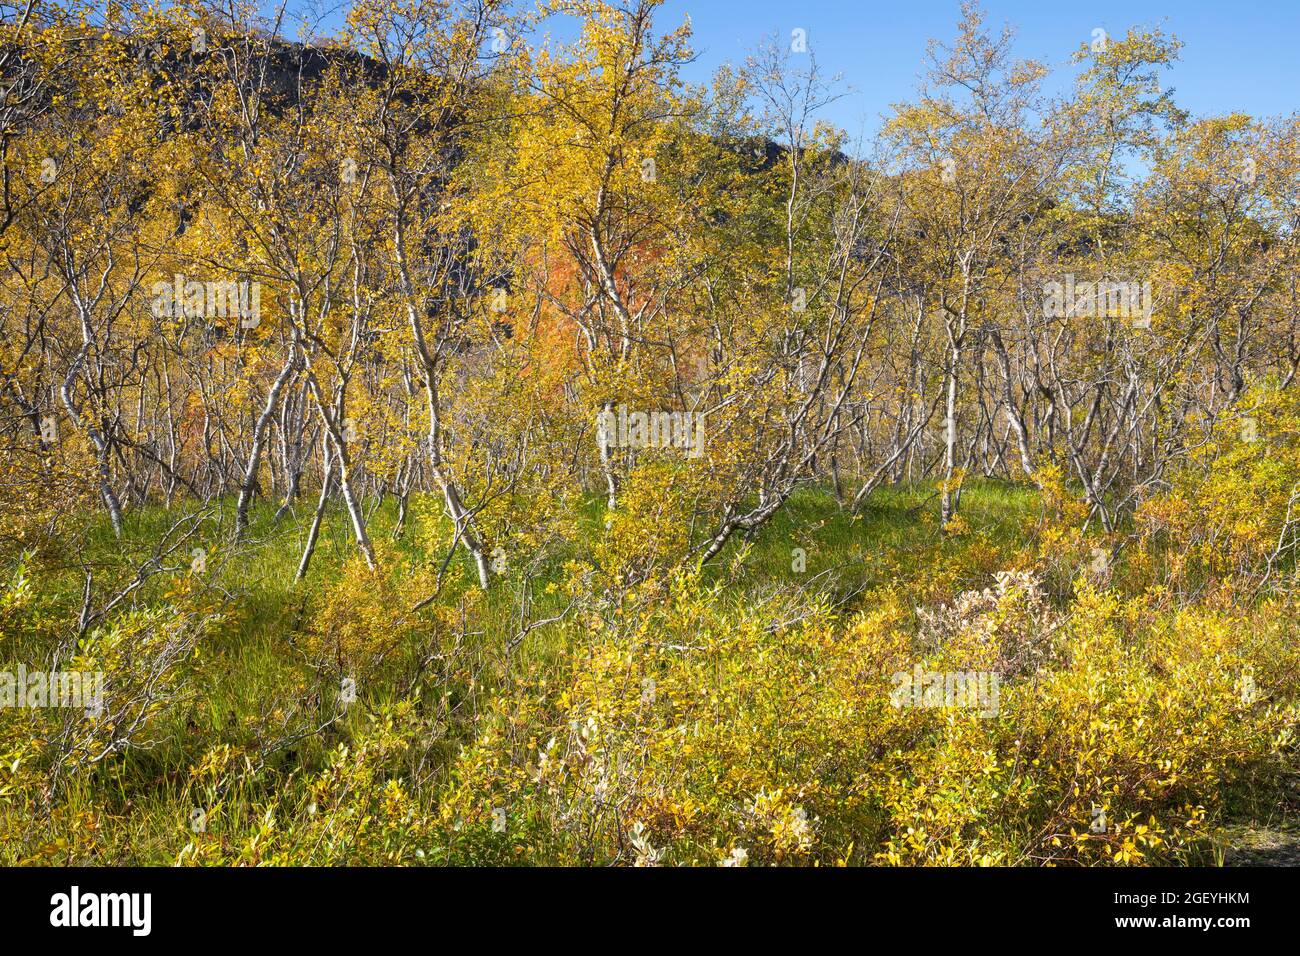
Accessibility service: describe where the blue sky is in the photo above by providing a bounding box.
[284,1,1298,136]
[644,0,1300,136]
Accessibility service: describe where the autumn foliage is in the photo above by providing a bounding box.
[0,0,1298,866]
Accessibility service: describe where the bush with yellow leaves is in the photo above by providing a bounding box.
[876,583,1297,865]
[306,542,446,685]
[430,564,1298,866]
[1137,380,1300,591]
[433,569,917,865]
[176,701,439,866]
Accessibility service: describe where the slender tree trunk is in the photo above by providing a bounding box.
[235,347,297,539]
[296,435,334,583]
[940,346,959,526]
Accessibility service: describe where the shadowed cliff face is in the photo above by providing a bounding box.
[1,24,393,131]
